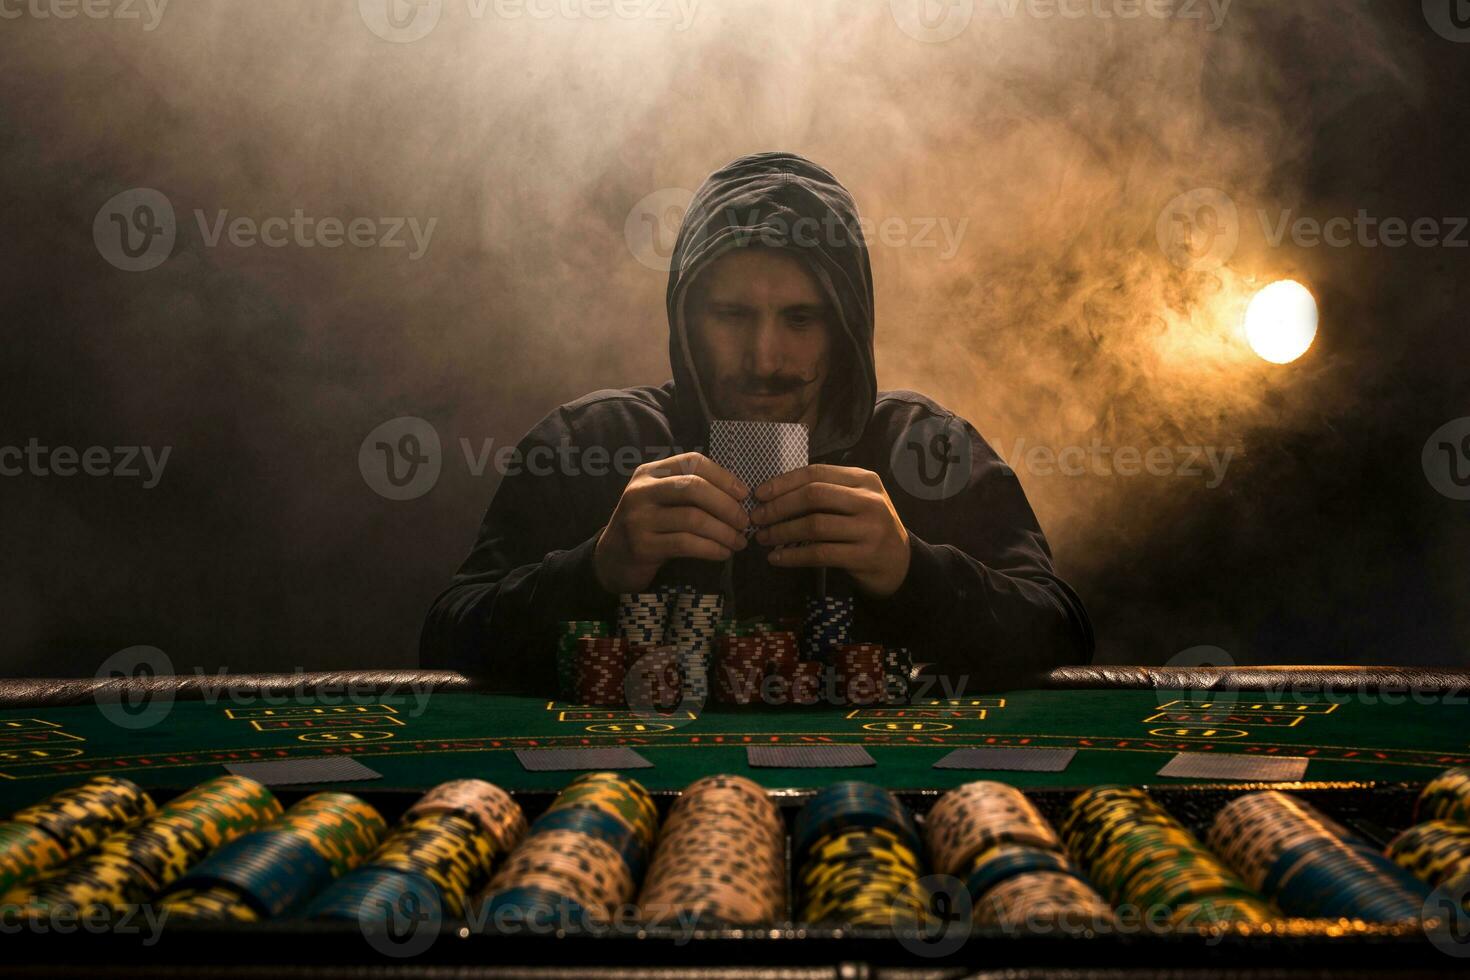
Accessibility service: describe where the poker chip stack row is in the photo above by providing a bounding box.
[1416,767,1470,824]
[802,595,854,664]
[667,591,725,703]
[557,621,609,702]
[159,791,386,920]
[1207,791,1429,923]
[793,782,928,928]
[1064,786,1271,927]
[308,780,528,920]
[13,776,283,912]
[1385,820,1470,897]
[1,776,157,903]
[925,782,1111,930]
[480,773,659,928]
[834,643,885,706]
[638,775,785,926]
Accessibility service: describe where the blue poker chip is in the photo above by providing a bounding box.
[792,782,921,864]
[529,805,649,882]
[170,829,335,918]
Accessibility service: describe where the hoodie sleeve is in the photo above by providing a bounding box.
[857,412,1094,691]
[418,408,617,687]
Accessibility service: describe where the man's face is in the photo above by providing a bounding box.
[685,247,834,427]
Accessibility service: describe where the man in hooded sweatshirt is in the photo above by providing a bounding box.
[420,152,1093,693]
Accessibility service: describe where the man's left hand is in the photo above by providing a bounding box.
[750,465,911,597]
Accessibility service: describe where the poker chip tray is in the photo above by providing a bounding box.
[3,780,1454,979]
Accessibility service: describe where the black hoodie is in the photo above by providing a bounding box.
[420,151,1093,692]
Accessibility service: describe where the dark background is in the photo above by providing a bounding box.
[2,0,1467,678]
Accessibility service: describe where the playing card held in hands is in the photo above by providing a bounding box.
[708,420,808,536]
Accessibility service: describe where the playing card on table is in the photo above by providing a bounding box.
[708,420,808,535]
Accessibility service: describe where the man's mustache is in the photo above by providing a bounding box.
[734,372,817,395]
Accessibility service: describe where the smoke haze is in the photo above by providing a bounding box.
[2,0,1467,674]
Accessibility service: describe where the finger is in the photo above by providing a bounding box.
[757,513,866,548]
[752,464,873,503]
[766,540,866,569]
[751,482,866,527]
[645,453,749,501]
[652,506,750,551]
[652,531,735,564]
[647,474,752,532]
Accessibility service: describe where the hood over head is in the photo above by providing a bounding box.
[666,152,877,460]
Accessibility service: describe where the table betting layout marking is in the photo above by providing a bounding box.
[1145,700,1340,740]
[224,703,405,743]
[0,718,86,773]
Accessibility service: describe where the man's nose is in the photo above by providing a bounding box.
[743,315,785,376]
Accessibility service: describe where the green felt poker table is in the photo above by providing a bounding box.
[1,665,1468,978]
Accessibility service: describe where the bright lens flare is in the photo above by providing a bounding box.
[1244,280,1318,364]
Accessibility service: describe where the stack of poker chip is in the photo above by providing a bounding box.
[556,621,609,702]
[790,660,824,706]
[667,591,725,702]
[14,776,282,912]
[575,636,629,707]
[624,643,684,712]
[882,647,913,705]
[1,776,157,903]
[1386,820,1470,896]
[638,775,786,927]
[802,595,854,664]
[308,779,528,920]
[480,772,659,929]
[714,632,767,706]
[926,781,1111,930]
[793,782,928,928]
[619,592,670,645]
[834,643,884,706]
[1208,790,1429,923]
[1416,767,1470,824]
[159,791,386,920]
[1064,786,1271,927]
[756,627,800,704]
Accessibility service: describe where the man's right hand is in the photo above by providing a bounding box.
[593,453,751,595]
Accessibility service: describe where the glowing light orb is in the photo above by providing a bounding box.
[1244,280,1318,364]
